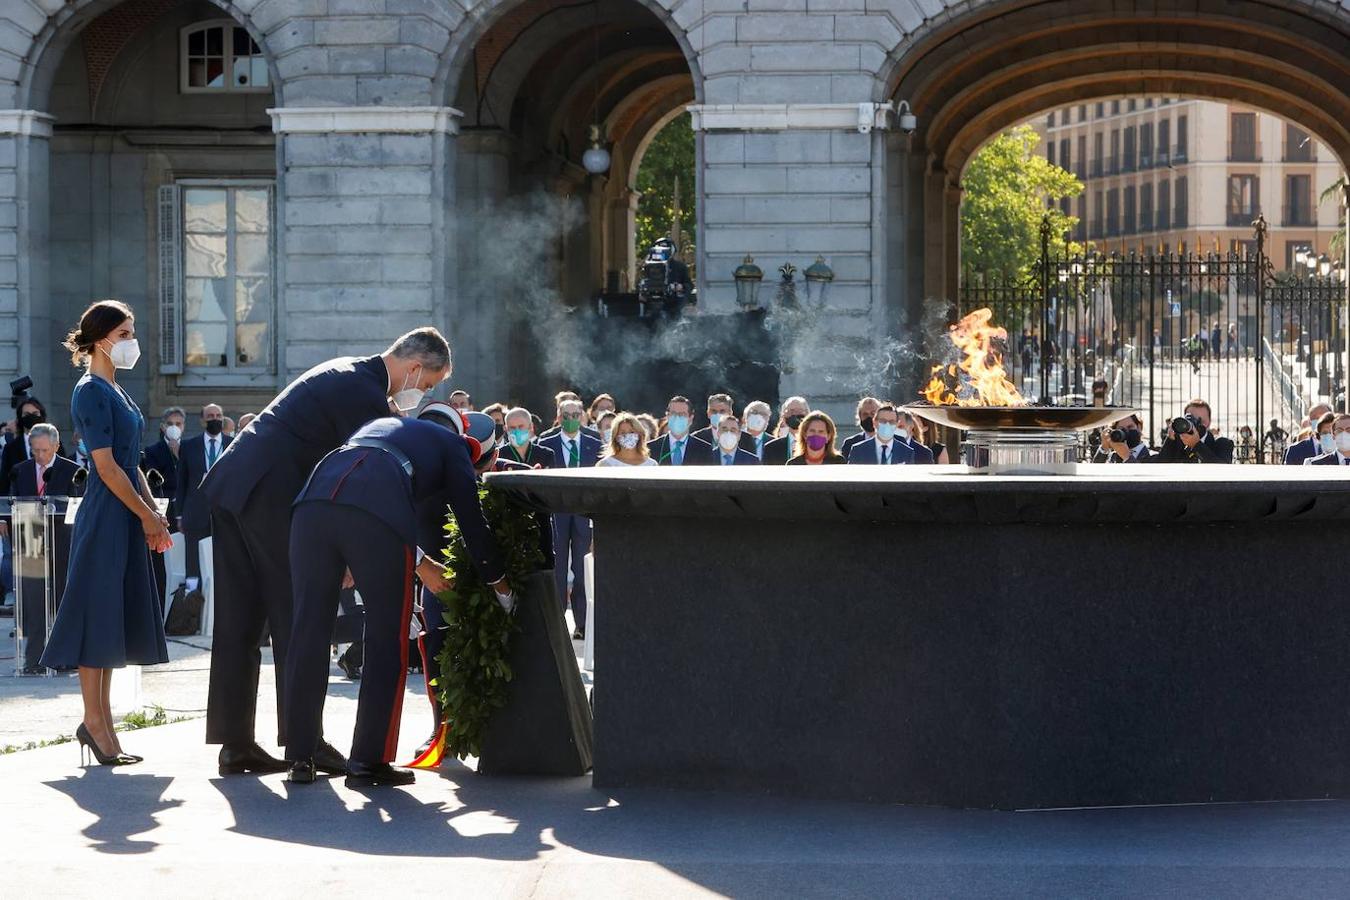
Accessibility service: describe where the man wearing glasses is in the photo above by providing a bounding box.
[539,399,602,639]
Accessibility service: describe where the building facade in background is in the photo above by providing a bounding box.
[0,1,1347,429]
[1038,99,1342,267]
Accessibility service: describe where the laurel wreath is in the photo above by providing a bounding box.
[433,484,546,759]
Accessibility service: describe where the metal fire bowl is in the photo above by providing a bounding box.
[905,405,1135,432]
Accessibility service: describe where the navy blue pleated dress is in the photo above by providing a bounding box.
[40,373,168,669]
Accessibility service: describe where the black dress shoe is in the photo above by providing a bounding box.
[337,653,361,680]
[287,760,317,784]
[218,742,289,775]
[345,760,415,787]
[314,740,348,776]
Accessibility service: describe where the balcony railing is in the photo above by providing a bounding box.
[1105,155,1119,175]
[1156,148,1170,166]
[1139,151,1153,169]
[1227,209,1260,227]
[1171,144,1188,163]
[1282,205,1317,227]
[1138,212,1153,232]
[1283,143,1317,163]
[1090,159,1103,178]
[1228,141,1262,162]
[1075,163,1086,180]
[1121,155,1136,173]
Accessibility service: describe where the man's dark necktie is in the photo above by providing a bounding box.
[881,444,890,465]
[207,438,219,468]
[568,440,579,468]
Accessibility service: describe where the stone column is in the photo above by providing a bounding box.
[690,102,893,418]
[0,111,53,392]
[608,188,640,291]
[269,106,459,387]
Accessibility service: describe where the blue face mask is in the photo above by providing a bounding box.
[1320,433,1336,455]
[78,440,87,456]
[668,415,690,437]
[509,428,531,446]
[709,412,725,430]
[876,422,898,441]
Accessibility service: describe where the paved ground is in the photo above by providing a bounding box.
[5,623,1350,897]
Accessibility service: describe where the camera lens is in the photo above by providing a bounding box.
[1171,416,1193,435]
[1110,428,1126,443]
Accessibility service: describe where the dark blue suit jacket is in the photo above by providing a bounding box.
[650,433,714,466]
[175,432,233,538]
[711,446,761,466]
[539,431,602,469]
[1284,436,1320,465]
[501,441,556,469]
[201,355,389,519]
[297,417,505,583]
[847,436,934,465]
[840,430,872,457]
[1305,452,1348,466]
[141,439,179,517]
[11,455,80,496]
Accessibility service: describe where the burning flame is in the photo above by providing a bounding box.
[922,308,1027,407]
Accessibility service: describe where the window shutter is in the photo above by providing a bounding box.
[157,183,183,374]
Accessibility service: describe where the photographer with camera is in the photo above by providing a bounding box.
[637,238,694,318]
[1093,413,1153,463]
[1148,398,1234,464]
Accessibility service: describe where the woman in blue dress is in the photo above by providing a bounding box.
[41,300,173,765]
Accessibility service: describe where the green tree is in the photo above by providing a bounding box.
[634,113,696,266]
[960,125,1084,282]
[1320,176,1345,261]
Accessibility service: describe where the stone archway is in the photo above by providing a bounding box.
[437,0,701,404]
[880,0,1350,339]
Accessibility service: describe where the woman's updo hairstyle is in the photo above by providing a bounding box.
[63,300,133,366]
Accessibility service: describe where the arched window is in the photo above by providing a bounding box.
[181,21,269,93]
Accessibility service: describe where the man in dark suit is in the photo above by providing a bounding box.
[840,397,880,458]
[690,392,736,448]
[762,395,809,464]
[500,406,556,468]
[283,412,509,787]
[847,404,933,464]
[1306,413,1350,466]
[174,403,231,591]
[539,390,600,441]
[12,423,80,673]
[1285,404,1333,465]
[202,327,452,777]
[711,415,760,466]
[650,395,715,467]
[143,407,185,614]
[740,400,774,459]
[539,398,602,639]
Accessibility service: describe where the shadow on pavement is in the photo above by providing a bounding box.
[44,768,183,854]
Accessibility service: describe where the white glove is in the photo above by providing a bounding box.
[495,590,516,614]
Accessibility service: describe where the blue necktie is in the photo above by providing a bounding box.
[673,440,684,466]
[724,454,733,466]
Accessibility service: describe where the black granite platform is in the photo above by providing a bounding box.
[487,465,1350,809]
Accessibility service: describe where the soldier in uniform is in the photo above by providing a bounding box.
[202,328,451,777]
[283,409,512,787]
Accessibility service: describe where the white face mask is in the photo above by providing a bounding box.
[746,414,767,433]
[164,425,183,442]
[618,432,640,450]
[392,367,425,412]
[1337,433,1350,454]
[718,431,740,452]
[104,337,141,370]
[601,429,612,446]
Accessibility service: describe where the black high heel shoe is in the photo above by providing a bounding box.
[75,723,138,766]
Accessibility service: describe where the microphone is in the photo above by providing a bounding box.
[146,468,165,491]
[72,467,88,497]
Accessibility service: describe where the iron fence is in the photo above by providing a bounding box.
[959,217,1347,461]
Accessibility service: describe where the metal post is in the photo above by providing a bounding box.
[1254,216,1266,462]
[1039,215,1052,404]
